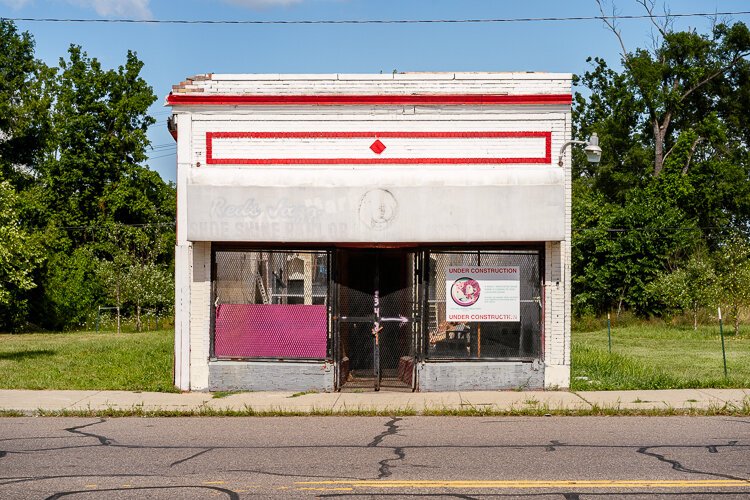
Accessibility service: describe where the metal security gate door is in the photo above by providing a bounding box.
[335,250,421,391]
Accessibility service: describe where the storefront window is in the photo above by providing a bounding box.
[212,249,330,359]
[426,250,542,360]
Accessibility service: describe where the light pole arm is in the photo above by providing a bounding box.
[557,133,602,167]
[557,140,587,167]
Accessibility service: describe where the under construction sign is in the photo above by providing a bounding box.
[445,266,520,322]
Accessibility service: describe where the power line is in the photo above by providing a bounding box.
[55,222,175,230]
[37,220,750,234]
[4,11,750,26]
[148,152,176,159]
[573,226,749,234]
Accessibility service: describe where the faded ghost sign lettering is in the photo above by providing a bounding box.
[210,197,321,222]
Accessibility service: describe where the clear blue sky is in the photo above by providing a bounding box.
[3,0,748,183]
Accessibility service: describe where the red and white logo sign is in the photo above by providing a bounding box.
[445,266,520,322]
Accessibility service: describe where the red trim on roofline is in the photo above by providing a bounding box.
[167,93,572,106]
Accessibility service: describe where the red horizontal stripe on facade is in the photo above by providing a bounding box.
[205,131,552,165]
[168,94,572,106]
[208,131,551,139]
[206,157,550,165]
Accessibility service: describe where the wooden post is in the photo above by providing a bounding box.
[719,307,728,378]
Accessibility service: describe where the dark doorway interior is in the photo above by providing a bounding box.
[336,249,417,391]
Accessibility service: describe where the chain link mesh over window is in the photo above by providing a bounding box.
[212,249,330,359]
[426,250,542,360]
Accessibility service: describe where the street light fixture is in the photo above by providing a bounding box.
[558,133,602,167]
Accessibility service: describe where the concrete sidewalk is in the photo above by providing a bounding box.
[0,388,748,414]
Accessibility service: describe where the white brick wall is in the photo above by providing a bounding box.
[543,111,572,389]
[173,243,190,390]
[189,241,212,390]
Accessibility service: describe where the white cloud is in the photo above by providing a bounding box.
[221,0,306,9]
[70,0,152,19]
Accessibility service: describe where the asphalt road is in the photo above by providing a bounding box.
[0,416,748,499]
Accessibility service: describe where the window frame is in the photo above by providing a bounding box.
[210,245,333,362]
[421,246,545,363]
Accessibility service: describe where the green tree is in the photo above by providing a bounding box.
[0,180,43,330]
[0,20,52,190]
[572,57,651,203]
[572,4,750,316]
[596,0,750,178]
[647,249,717,329]
[95,250,131,334]
[572,183,695,316]
[122,262,174,332]
[714,235,750,335]
[93,221,174,332]
[42,46,157,230]
[0,20,175,330]
[31,44,174,330]
[41,246,101,330]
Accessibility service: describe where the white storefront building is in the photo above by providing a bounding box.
[167,72,573,392]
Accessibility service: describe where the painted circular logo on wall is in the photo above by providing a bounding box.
[450,277,481,307]
[359,189,398,230]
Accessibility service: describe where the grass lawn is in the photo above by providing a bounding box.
[0,330,178,392]
[1,326,747,393]
[572,325,750,391]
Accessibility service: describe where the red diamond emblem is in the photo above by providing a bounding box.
[370,139,386,155]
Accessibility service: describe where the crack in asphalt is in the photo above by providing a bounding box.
[0,473,154,487]
[546,440,564,452]
[368,418,406,479]
[637,441,745,481]
[169,448,213,467]
[45,485,239,500]
[64,419,114,446]
[224,468,366,480]
[368,417,402,448]
[377,446,406,479]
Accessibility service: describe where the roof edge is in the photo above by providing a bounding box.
[166,93,573,107]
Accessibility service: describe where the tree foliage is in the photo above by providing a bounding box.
[647,249,717,329]
[714,236,750,334]
[573,3,750,319]
[0,181,43,327]
[0,20,175,331]
[43,46,158,229]
[0,20,52,190]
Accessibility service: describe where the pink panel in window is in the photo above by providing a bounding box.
[214,304,327,359]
